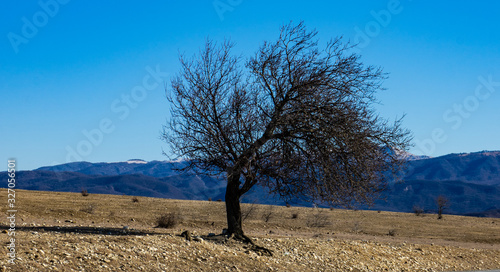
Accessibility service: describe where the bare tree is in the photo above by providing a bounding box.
[163,22,411,244]
[241,200,258,222]
[413,205,424,216]
[436,195,449,219]
[261,205,275,223]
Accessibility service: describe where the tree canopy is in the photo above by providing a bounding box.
[163,22,412,240]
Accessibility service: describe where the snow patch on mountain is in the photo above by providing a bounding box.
[126,159,148,164]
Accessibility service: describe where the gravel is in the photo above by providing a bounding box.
[1,228,499,271]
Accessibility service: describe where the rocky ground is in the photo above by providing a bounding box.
[1,225,499,272]
[0,189,499,271]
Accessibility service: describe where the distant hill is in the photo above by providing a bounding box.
[12,167,227,201]
[371,179,499,215]
[2,152,500,217]
[36,159,186,178]
[404,151,500,186]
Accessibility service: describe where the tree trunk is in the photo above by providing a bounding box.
[224,168,274,256]
[225,170,244,237]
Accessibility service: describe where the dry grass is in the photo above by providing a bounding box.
[306,209,331,228]
[1,189,499,247]
[0,189,499,271]
[79,203,97,214]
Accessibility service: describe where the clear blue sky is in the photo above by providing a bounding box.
[2,1,500,170]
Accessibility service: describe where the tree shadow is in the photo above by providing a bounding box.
[0,224,163,236]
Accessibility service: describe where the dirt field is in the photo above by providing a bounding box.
[0,189,499,271]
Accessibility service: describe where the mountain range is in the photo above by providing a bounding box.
[2,151,499,217]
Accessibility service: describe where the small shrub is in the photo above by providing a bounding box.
[413,205,424,216]
[388,229,397,236]
[291,212,299,219]
[156,212,179,228]
[352,221,362,233]
[80,204,96,214]
[81,189,89,197]
[208,197,212,202]
[436,195,449,220]
[241,201,258,221]
[132,196,139,203]
[261,206,275,223]
[307,210,330,228]
[216,199,223,202]
[286,203,291,208]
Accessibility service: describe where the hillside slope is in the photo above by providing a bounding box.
[3,151,500,217]
[0,189,499,271]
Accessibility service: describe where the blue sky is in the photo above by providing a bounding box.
[1,1,500,170]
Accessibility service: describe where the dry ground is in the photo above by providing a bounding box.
[0,189,499,271]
